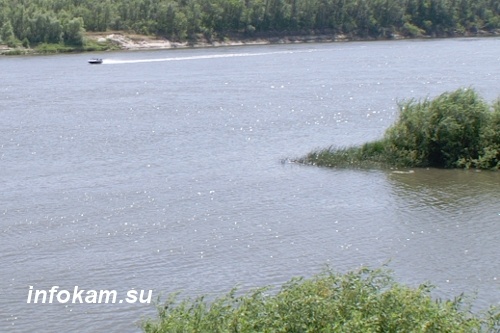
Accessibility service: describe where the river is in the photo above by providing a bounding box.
[1,37,500,332]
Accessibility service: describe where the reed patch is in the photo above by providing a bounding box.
[297,88,500,170]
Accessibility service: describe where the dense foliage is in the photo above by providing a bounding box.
[385,88,500,169]
[0,0,499,47]
[299,88,500,170]
[141,267,500,332]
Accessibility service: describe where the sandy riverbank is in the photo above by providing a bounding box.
[87,31,355,51]
[84,28,500,51]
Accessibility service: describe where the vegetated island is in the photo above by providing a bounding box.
[141,267,500,332]
[1,0,500,55]
[296,88,500,171]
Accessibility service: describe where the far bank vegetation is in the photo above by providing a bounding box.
[298,88,500,170]
[1,0,500,53]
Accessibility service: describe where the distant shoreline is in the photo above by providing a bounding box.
[1,30,499,55]
[84,30,500,51]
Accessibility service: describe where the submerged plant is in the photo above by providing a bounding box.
[296,140,388,169]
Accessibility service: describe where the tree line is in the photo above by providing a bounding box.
[1,0,499,47]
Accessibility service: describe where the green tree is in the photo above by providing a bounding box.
[26,11,62,44]
[63,17,84,45]
[0,0,499,44]
[1,20,19,46]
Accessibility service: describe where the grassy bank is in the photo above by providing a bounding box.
[141,267,500,332]
[297,88,500,170]
[0,36,120,55]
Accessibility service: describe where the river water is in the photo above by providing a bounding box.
[1,38,500,332]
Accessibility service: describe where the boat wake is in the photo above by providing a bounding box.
[103,49,317,65]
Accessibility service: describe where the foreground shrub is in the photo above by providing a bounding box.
[141,268,500,333]
[299,88,500,170]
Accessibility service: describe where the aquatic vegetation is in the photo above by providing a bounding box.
[141,267,500,333]
[299,140,388,169]
[299,88,500,170]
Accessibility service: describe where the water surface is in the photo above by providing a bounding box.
[1,38,500,332]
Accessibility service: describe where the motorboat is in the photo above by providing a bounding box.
[88,58,103,64]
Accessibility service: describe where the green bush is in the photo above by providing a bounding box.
[141,268,500,333]
[472,99,500,169]
[34,43,73,53]
[299,88,500,170]
[385,88,490,168]
[402,22,425,37]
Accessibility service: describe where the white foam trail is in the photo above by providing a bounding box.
[103,49,316,65]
